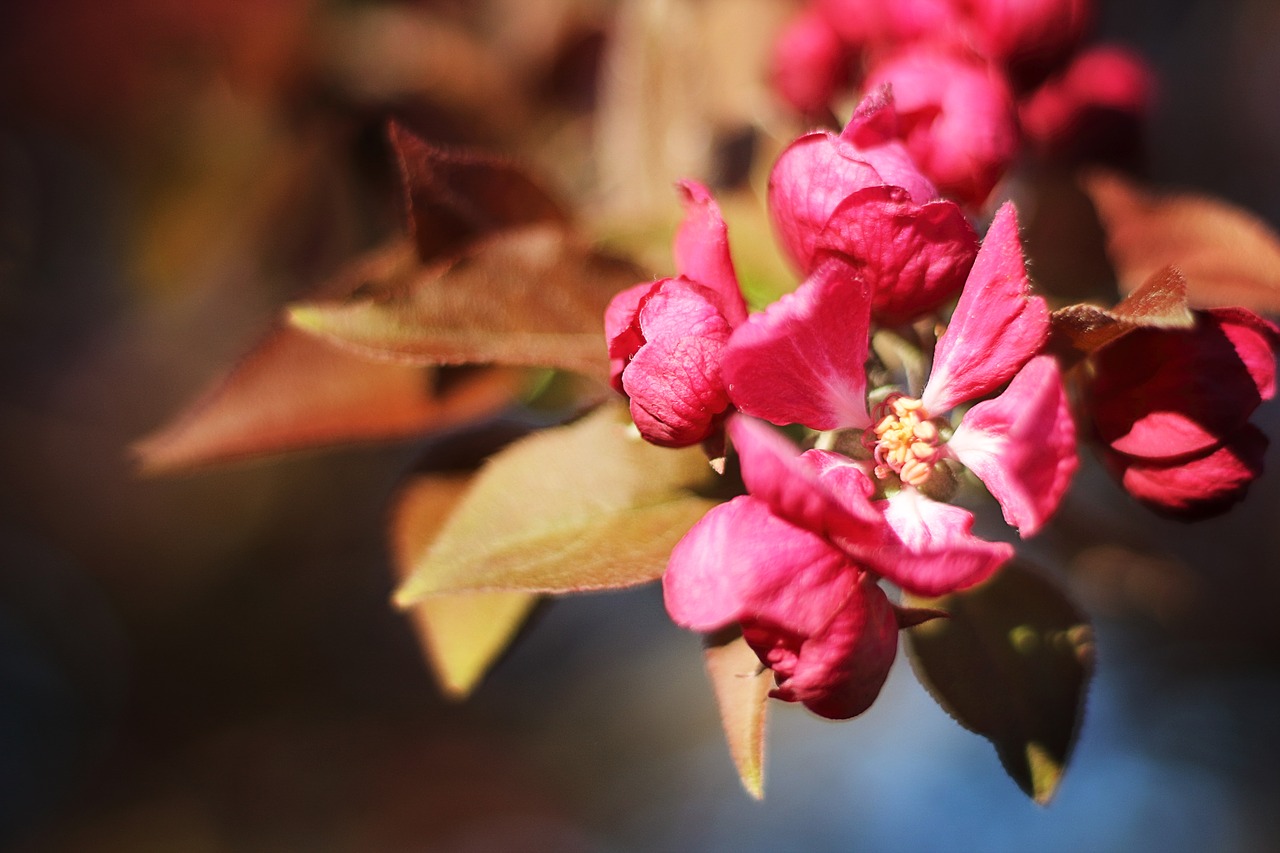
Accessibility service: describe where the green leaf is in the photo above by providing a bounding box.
[288,225,643,383]
[391,472,538,698]
[394,402,717,604]
[905,561,1094,805]
[703,628,770,800]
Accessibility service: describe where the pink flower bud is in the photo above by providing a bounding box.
[967,0,1093,89]
[817,0,969,51]
[1086,308,1280,518]
[768,88,978,323]
[771,8,855,117]
[1019,45,1154,166]
[863,46,1019,207]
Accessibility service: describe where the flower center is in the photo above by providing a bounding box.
[866,394,943,487]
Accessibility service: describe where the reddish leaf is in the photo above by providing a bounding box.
[1085,171,1280,312]
[905,561,1094,804]
[703,628,770,800]
[135,326,527,473]
[388,121,568,263]
[1049,265,1195,363]
[391,471,538,699]
[288,224,644,382]
[393,402,717,603]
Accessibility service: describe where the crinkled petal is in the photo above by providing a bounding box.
[819,186,978,325]
[744,572,898,720]
[1110,423,1268,519]
[728,417,888,558]
[949,355,1078,536]
[605,280,660,392]
[673,180,748,326]
[769,89,937,274]
[922,202,1049,414]
[663,495,856,634]
[622,278,733,447]
[722,255,872,430]
[878,488,1013,595]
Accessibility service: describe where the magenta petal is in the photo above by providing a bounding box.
[605,280,659,392]
[922,202,1048,415]
[672,180,748,326]
[663,495,857,634]
[722,255,872,430]
[745,573,898,720]
[1212,308,1280,401]
[819,186,979,325]
[949,355,1078,536]
[878,489,1013,596]
[623,278,733,447]
[728,416,888,560]
[1113,423,1268,519]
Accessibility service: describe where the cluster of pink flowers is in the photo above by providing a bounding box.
[607,88,1081,718]
[772,0,1154,201]
[603,4,1276,717]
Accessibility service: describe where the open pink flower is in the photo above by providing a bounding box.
[723,202,1077,538]
[1086,307,1279,517]
[863,46,1019,207]
[663,415,1006,719]
[768,88,979,324]
[605,181,748,448]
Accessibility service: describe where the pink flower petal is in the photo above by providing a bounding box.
[727,417,888,561]
[722,254,872,430]
[1110,423,1268,519]
[922,202,1049,415]
[819,186,978,325]
[622,278,733,447]
[744,572,898,720]
[673,180,748,326]
[1212,307,1280,401]
[663,495,857,635]
[605,280,659,392]
[878,488,1013,595]
[949,355,1078,536]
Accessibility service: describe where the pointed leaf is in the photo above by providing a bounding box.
[703,628,770,800]
[1049,265,1195,362]
[388,121,568,263]
[135,327,527,473]
[391,472,539,699]
[1085,171,1280,312]
[289,225,645,382]
[905,560,1094,804]
[394,402,717,603]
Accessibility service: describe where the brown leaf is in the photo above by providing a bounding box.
[391,471,538,699]
[288,224,644,382]
[1049,265,1195,363]
[388,122,568,263]
[905,561,1094,805]
[1084,171,1280,312]
[134,326,528,473]
[703,628,770,800]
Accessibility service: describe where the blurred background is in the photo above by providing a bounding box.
[3,0,1280,850]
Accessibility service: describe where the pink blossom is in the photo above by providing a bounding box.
[723,202,1077,536]
[606,181,748,448]
[663,416,1005,719]
[863,46,1019,207]
[815,0,969,51]
[771,8,855,118]
[768,88,979,324]
[1020,45,1154,166]
[1086,307,1280,517]
[967,0,1093,89]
